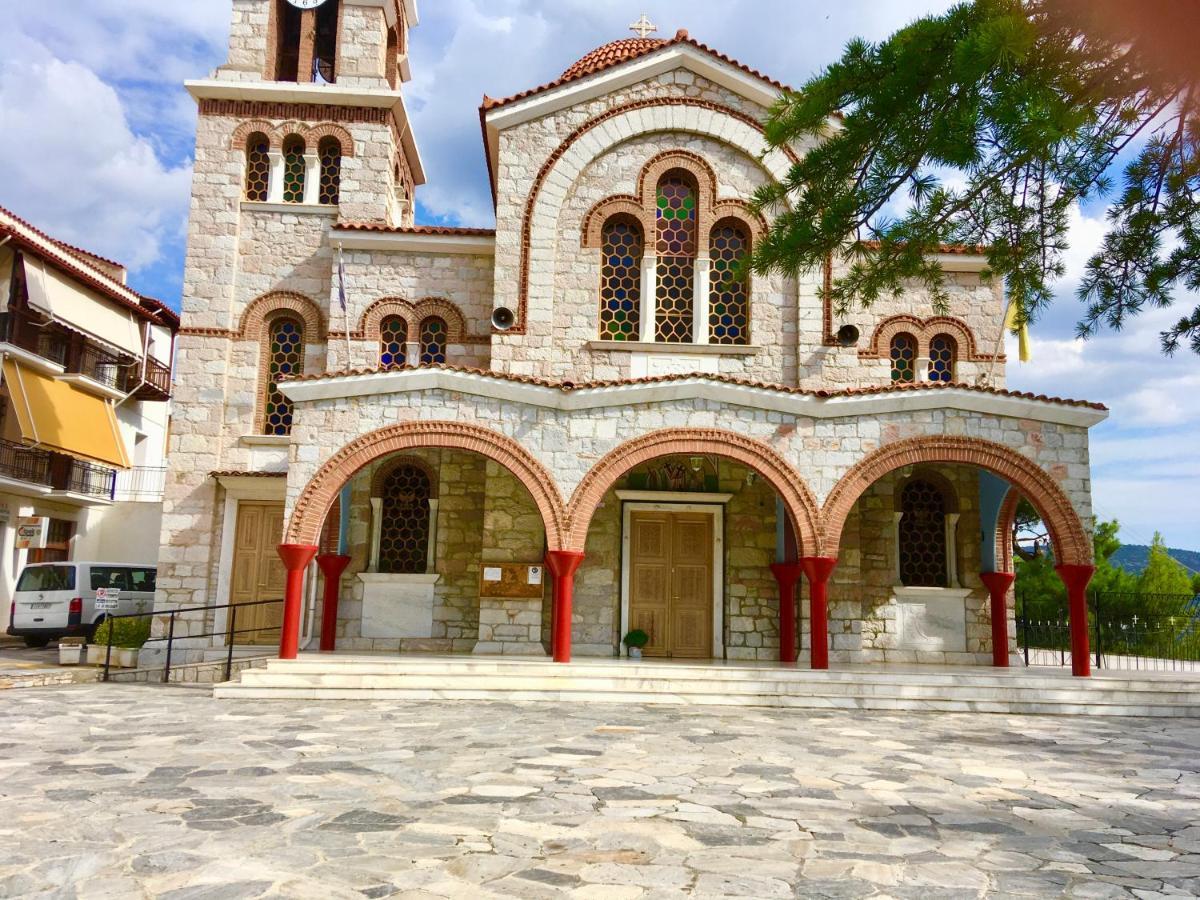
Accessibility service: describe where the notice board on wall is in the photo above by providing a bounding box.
[479,562,545,599]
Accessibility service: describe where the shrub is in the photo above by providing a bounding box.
[622,629,649,649]
[92,616,151,649]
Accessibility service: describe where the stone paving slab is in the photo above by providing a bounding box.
[0,685,1198,898]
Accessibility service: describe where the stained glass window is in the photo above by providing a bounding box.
[709,223,750,345]
[655,173,697,343]
[380,315,407,370]
[244,133,270,202]
[599,218,643,341]
[899,479,949,587]
[890,333,917,383]
[419,316,447,365]
[264,317,303,435]
[282,136,306,204]
[928,334,956,382]
[379,463,432,575]
[318,137,341,206]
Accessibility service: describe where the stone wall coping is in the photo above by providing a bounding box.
[242,201,339,217]
[587,340,760,356]
[357,572,441,585]
[330,228,495,255]
[278,367,1109,428]
[241,434,291,447]
[893,587,975,601]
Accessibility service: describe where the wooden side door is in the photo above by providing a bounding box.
[627,510,714,658]
[229,501,286,645]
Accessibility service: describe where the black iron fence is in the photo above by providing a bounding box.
[1018,591,1200,672]
[100,598,283,684]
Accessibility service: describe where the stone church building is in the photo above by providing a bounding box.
[157,0,1105,676]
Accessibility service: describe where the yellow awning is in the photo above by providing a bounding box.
[2,360,131,469]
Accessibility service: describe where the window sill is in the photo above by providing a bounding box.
[892,586,973,600]
[240,434,290,447]
[358,572,441,585]
[240,201,339,216]
[587,340,760,356]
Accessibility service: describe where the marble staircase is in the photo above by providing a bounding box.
[213,654,1200,716]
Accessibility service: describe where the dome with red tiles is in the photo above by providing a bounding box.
[561,37,667,80]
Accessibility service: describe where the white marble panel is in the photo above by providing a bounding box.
[892,588,971,653]
[359,573,440,639]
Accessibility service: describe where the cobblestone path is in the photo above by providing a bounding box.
[1,685,1198,898]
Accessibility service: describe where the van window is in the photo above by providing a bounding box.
[131,568,156,592]
[89,567,131,593]
[16,565,76,592]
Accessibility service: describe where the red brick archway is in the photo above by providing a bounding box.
[285,421,568,550]
[822,436,1092,566]
[565,428,821,554]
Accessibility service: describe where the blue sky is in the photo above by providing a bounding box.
[2,0,1197,550]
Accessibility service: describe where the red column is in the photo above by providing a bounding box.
[277,544,318,660]
[545,550,585,663]
[1056,563,1095,677]
[980,571,1016,667]
[770,562,804,664]
[316,554,351,652]
[799,556,837,670]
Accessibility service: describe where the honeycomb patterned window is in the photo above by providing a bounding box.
[419,316,447,365]
[318,137,341,206]
[282,136,306,204]
[598,217,643,341]
[244,133,271,202]
[709,222,751,345]
[655,172,698,343]
[928,334,957,382]
[378,463,433,575]
[890,333,917,383]
[263,317,304,436]
[380,315,407,370]
[899,479,949,587]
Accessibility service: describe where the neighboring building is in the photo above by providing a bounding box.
[0,206,177,609]
[158,0,1105,674]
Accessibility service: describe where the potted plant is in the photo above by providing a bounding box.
[58,637,84,666]
[88,617,151,668]
[623,629,649,660]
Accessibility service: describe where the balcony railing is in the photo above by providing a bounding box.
[114,465,167,501]
[133,357,172,401]
[0,308,68,366]
[0,438,116,500]
[78,343,138,392]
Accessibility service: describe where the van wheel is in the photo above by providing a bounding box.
[23,636,50,649]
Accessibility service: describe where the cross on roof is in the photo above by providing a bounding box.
[629,14,658,39]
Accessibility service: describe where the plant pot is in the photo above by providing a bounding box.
[86,645,106,666]
[86,646,140,668]
[58,644,82,666]
[627,646,643,660]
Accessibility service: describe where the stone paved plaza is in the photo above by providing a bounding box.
[1,686,1198,898]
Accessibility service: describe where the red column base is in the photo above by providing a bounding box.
[277,544,319,660]
[979,571,1016,667]
[799,556,837,670]
[545,550,585,663]
[316,554,351,652]
[1056,563,1096,677]
[770,562,804,664]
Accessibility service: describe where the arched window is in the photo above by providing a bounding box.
[380,315,407,370]
[318,137,341,205]
[928,334,957,382]
[655,171,698,343]
[709,221,750,345]
[598,217,643,341]
[378,463,433,574]
[899,479,949,587]
[263,316,304,435]
[890,333,917,383]
[419,316,447,365]
[282,136,306,204]
[244,133,271,202]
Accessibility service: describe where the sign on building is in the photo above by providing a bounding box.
[15,516,49,550]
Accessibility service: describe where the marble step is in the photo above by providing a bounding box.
[213,681,1200,716]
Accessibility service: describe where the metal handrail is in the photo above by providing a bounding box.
[99,598,284,684]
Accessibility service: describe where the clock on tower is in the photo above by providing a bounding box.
[286,0,331,8]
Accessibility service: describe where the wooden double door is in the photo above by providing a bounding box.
[229,501,287,645]
[628,510,714,658]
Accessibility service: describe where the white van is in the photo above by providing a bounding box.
[7,562,156,647]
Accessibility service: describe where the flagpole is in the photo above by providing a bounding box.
[338,243,352,371]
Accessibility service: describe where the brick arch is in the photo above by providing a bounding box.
[581,196,646,248]
[230,120,279,150]
[511,98,798,333]
[410,299,466,343]
[565,428,820,554]
[895,467,961,515]
[238,291,326,343]
[822,436,1092,566]
[286,421,569,549]
[995,486,1022,575]
[711,201,767,240]
[359,297,413,337]
[357,297,466,343]
[861,314,996,362]
[860,315,926,359]
[369,454,439,499]
[304,123,356,157]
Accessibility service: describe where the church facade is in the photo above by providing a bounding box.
[157,0,1105,674]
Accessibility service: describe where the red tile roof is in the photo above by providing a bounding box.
[210,470,286,478]
[281,363,1106,411]
[336,223,497,236]
[482,29,791,113]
